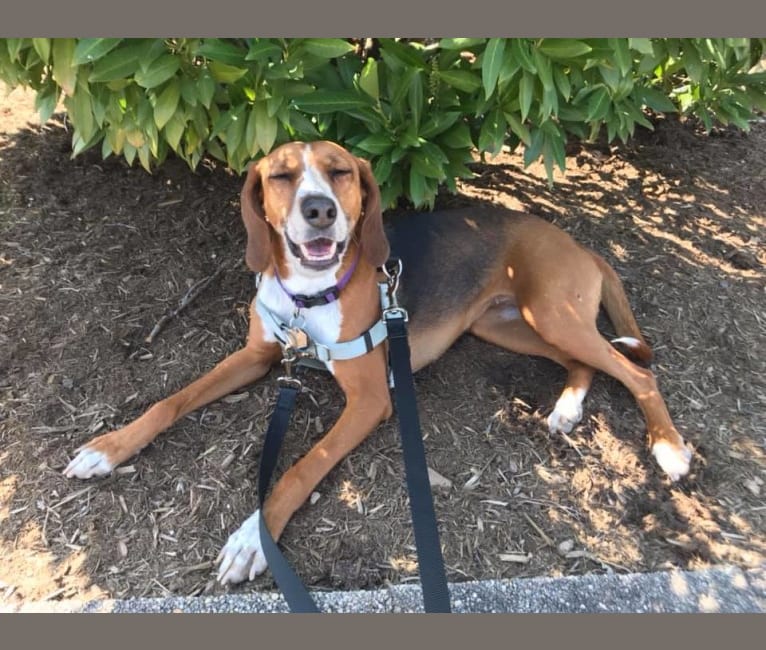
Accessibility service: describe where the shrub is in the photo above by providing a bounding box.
[1,37,764,208]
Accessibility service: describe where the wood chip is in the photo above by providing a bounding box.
[499,553,531,563]
[428,467,453,490]
[220,453,236,470]
[222,392,249,404]
[557,539,575,555]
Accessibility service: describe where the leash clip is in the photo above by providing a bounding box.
[278,347,304,391]
[380,258,408,323]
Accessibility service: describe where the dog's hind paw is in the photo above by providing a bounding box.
[547,388,586,434]
[217,510,268,585]
[652,440,692,481]
[63,447,115,479]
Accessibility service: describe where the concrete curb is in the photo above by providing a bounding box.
[5,565,764,613]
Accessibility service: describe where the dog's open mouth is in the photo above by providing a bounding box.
[287,236,346,270]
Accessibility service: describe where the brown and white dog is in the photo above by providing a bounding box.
[64,140,692,585]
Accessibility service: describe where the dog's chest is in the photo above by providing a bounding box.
[255,276,343,350]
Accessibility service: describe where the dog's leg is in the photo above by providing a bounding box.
[64,314,281,479]
[217,348,392,585]
[470,307,594,434]
[517,292,691,480]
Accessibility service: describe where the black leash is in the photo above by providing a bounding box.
[257,381,320,613]
[383,309,452,612]
[254,259,451,613]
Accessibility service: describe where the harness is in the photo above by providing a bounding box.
[255,258,451,613]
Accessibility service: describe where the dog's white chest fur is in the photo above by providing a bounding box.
[255,273,343,371]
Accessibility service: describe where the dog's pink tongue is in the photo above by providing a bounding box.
[305,238,334,257]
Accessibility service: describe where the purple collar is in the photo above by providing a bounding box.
[274,249,360,309]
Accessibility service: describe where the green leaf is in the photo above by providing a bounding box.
[482,38,506,99]
[420,112,461,139]
[89,46,141,82]
[197,71,216,108]
[137,144,152,172]
[32,38,50,63]
[379,39,426,69]
[537,38,592,59]
[628,38,654,55]
[503,111,531,146]
[478,107,506,154]
[532,49,554,92]
[134,55,180,89]
[292,90,370,114]
[153,78,181,129]
[253,102,277,154]
[359,58,379,101]
[409,71,424,128]
[372,154,393,185]
[641,87,677,113]
[523,127,544,167]
[510,39,536,73]
[498,48,522,86]
[207,60,247,84]
[72,38,123,65]
[681,40,704,84]
[409,167,427,207]
[438,69,481,93]
[64,83,95,142]
[609,38,633,76]
[301,38,355,59]
[196,39,247,66]
[411,142,448,179]
[164,114,185,151]
[586,86,611,121]
[34,82,60,124]
[553,65,571,100]
[438,121,473,149]
[226,105,247,156]
[52,38,78,94]
[245,39,283,62]
[123,142,137,166]
[180,76,198,106]
[438,38,486,50]
[285,111,319,138]
[599,63,621,92]
[6,39,24,62]
[519,71,535,122]
[355,133,394,155]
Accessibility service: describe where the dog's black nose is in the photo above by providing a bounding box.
[301,195,337,229]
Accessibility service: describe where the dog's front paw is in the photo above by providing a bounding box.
[217,510,268,585]
[63,444,115,479]
[652,440,692,481]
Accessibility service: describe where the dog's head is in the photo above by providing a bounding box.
[240,141,389,276]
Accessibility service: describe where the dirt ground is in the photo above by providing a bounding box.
[1,83,764,608]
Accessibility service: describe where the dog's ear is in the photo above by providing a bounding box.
[356,156,390,268]
[240,160,272,272]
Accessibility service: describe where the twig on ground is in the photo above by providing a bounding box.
[144,266,227,344]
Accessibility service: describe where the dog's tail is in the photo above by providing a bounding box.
[592,252,653,364]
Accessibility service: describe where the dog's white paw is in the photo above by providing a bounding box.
[547,389,586,434]
[652,440,692,481]
[217,510,268,585]
[63,447,115,479]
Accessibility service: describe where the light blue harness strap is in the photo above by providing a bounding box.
[254,298,388,363]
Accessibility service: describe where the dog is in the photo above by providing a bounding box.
[64,140,693,585]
